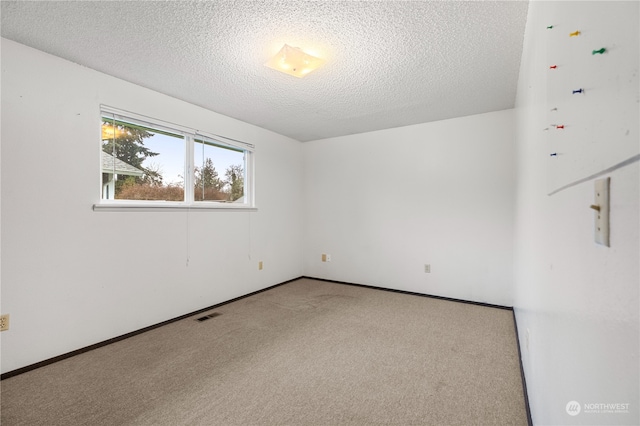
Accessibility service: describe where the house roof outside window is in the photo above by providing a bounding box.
[101,151,144,177]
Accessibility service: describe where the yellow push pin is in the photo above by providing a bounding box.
[569,30,581,37]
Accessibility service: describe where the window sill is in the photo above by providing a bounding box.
[93,203,257,212]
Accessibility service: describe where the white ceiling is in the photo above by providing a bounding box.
[1,1,529,142]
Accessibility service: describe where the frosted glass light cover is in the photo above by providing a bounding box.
[265,44,325,78]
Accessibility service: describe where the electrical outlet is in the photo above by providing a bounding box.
[258,261,263,270]
[0,314,10,332]
[424,264,431,273]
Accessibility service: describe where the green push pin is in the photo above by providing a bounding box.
[546,25,554,29]
[592,48,606,55]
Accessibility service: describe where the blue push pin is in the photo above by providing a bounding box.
[572,88,584,94]
[550,153,558,157]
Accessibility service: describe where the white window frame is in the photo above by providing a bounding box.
[94,106,255,211]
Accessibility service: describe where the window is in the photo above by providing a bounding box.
[194,137,245,203]
[99,107,254,209]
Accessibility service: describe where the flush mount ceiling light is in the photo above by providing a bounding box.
[265,44,325,78]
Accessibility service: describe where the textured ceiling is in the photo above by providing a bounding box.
[1,1,529,142]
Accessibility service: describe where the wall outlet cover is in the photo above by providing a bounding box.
[0,314,10,332]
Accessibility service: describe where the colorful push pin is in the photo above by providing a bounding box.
[550,153,558,157]
[569,30,580,37]
[556,125,565,129]
[572,88,584,94]
[592,48,606,55]
[547,25,554,29]
[549,65,557,69]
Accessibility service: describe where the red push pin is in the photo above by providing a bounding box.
[556,125,565,129]
[549,65,557,69]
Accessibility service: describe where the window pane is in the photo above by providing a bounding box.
[101,117,185,201]
[194,139,245,202]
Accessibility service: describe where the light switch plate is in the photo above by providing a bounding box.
[594,177,610,246]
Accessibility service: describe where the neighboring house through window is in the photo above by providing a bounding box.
[101,151,144,200]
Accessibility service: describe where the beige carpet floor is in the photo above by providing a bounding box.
[1,278,527,425]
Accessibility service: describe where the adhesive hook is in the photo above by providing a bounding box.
[592,48,606,55]
[549,65,557,69]
[569,30,581,37]
[572,88,584,94]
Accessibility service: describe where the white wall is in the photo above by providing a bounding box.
[513,2,639,425]
[0,39,304,374]
[303,110,515,306]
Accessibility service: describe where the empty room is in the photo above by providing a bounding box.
[1,1,638,425]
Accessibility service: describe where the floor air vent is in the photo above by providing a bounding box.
[196,312,221,322]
